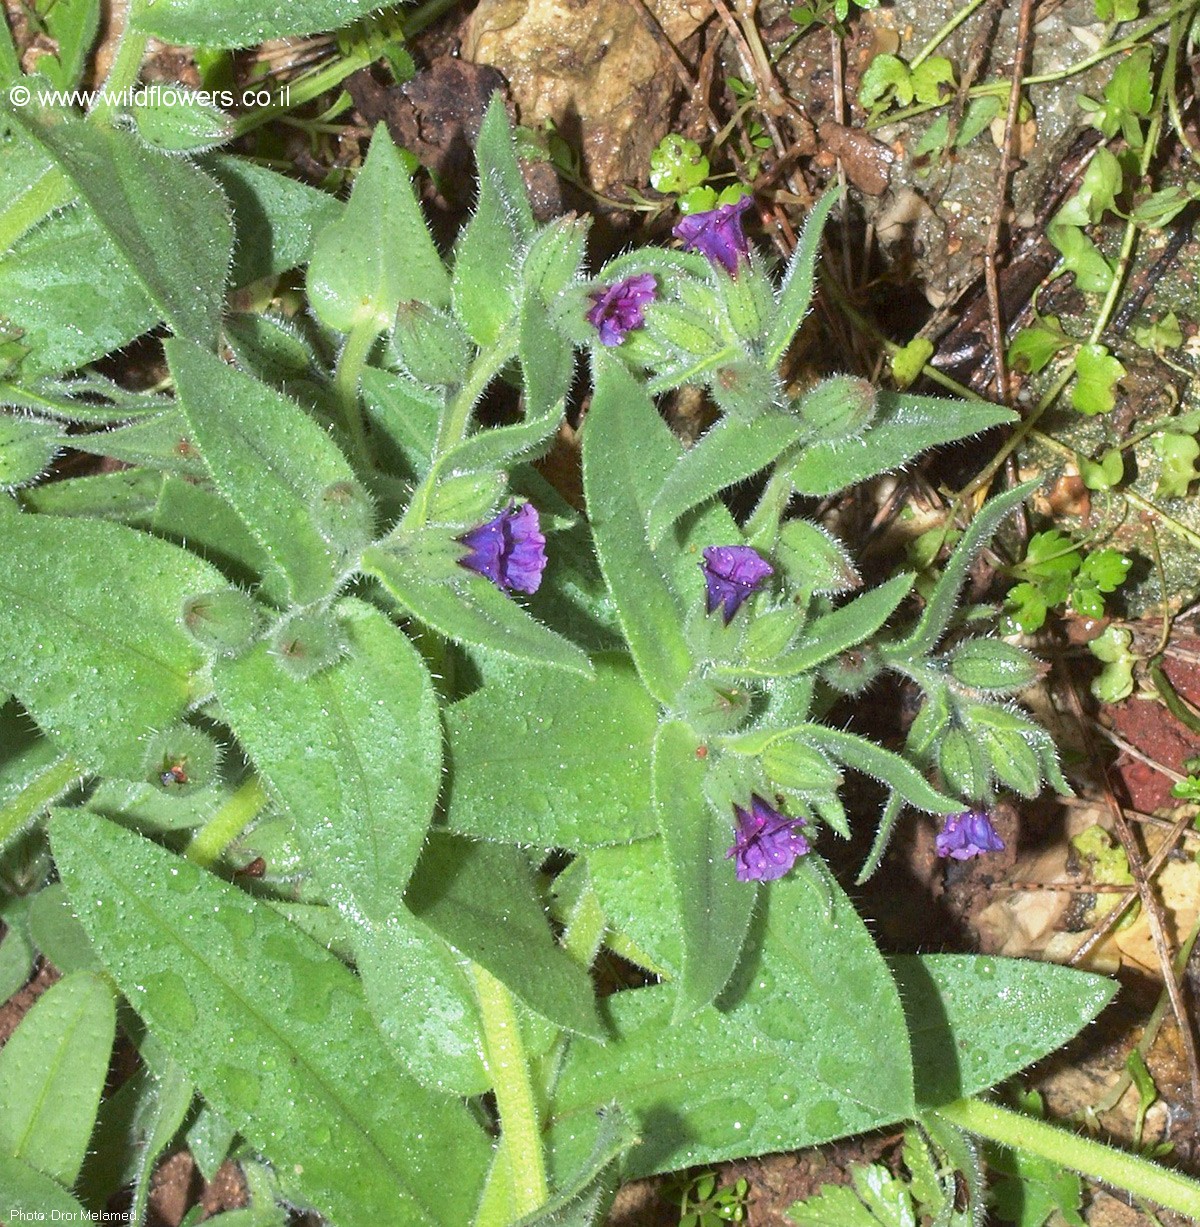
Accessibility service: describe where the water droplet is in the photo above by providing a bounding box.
[215,1063,261,1114]
[144,970,197,1032]
[765,1084,794,1111]
[165,864,199,895]
[216,906,255,947]
[804,1098,845,1140]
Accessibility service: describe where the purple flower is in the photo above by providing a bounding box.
[672,196,755,275]
[701,545,773,623]
[727,794,810,882]
[936,810,1005,860]
[457,501,547,594]
[587,274,657,346]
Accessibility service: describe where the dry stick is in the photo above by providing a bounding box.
[985,0,1037,408]
[708,0,812,205]
[1105,790,1200,1113]
[1091,722,1186,784]
[829,24,853,291]
[1062,688,1200,1110]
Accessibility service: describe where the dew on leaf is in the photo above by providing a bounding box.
[143,970,198,1032]
[215,1063,261,1114]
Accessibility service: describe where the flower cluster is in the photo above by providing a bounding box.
[701,545,773,623]
[936,810,1004,860]
[586,274,656,346]
[457,501,547,594]
[727,794,809,882]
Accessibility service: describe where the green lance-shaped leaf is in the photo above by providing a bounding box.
[0,413,60,490]
[0,511,219,778]
[127,1052,195,1227]
[0,192,159,379]
[3,104,232,351]
[888,479,1039,660]
[133,0,390,45]
[406,834,605,1041]
[50,810,492,1227]
[213,598,440,922]
[0,1154,88,1218]
[583,355,694,703]
[363,544,593,677]
[764,187,838,364]
[0,971,115,1186]
[799,725,963,814]
[518,295,574,428]
[444,654,657,848]
[353,911,490,1096]
[34,0,100,91]
[738,572,915,679]
[1,372,173,423]
[205,155,342,290]
[453,94,535,347]
[66,408,206,477]
[308,124,449,333]
[654,720,755,1021]
[647,412,809,546]
[169,337,355,605]
[786,392,1016,495]
[889,955,1115,1107]
[547,860,914,1179]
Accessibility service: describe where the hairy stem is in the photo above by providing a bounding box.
[471,962,548,1217]
[185,775,269,869]
[933,1098,1200,1219]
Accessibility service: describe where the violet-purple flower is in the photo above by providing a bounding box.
[587,273,656,346]
[457,501,547,594]
[701,545,773,623]
[935,810,1005,860]
[727,794,809,882]
[672,195,754,275]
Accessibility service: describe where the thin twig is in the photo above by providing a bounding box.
[985,0,1036,406]
[1061,679,1200,1111]
[1090,723,1187,785]
[708,0,812,204]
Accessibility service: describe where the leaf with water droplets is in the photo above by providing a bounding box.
[654,719,754,1021]
[444,654,657,848]
[547,859,913,1177]
[170,337,356,605]
[889,954,1116,1107]
[0,971,115,1186]
[583,356,694,703]
[407,834,605,1041]
[214,598,439,921]
[50,810,492,1227]
[0,510,222,778]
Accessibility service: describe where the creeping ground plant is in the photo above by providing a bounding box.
[3,7,1200,1221]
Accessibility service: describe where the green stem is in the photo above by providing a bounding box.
[910,0,991,69]
[471,962,548,1217]
[933,1098,1200,1219]
[0,756,83,850]
[230,52,371,138]
[401,326,519,530]
[436,325,518,456]
[867,0,1189,132]
[88,0,150,126]
[185,775,269,869]
[334,317,378,466]
[744,464,798,548]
